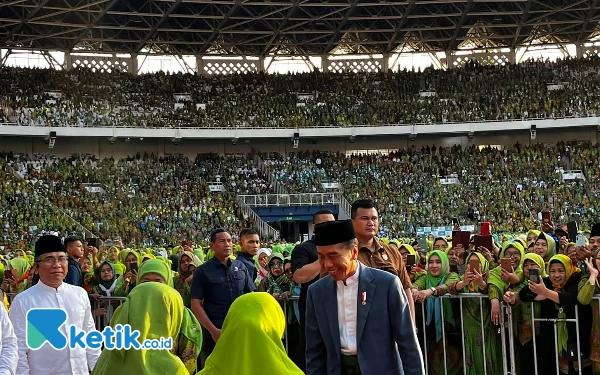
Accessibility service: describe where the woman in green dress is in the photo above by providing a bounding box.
[449,251,502,375]
[411,250,461,375]
[134,259,203,374]
[578,249,600,374]
[92,283,191,375]
[503,253,546,375]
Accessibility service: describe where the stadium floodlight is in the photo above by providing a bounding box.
[530,124,537,140]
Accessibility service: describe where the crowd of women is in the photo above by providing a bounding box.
[0,238,302,374]
[3,56,600,128]
[2,219,600,374]
[3,139,600,250]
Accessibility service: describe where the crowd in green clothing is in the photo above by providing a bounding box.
[398,220,600,375]
[3,140,600,251]
[1,152,266,248]
[4,56,600,128]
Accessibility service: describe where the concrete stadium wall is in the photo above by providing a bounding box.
[0,127,597,159]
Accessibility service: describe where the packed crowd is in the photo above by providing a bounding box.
[261,151,329,193]
[0,159,85,247]
[2,199,600,374]
[3,56,600,128]
[2,152,262,247]
[259,141,598,236]
[2,140,600,250]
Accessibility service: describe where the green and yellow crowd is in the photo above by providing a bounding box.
[4,56,600,128]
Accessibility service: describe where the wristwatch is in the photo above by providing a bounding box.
[430,287,437,296]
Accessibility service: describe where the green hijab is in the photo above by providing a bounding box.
[91,283,190,375]
[168,255,179,272]
[425,250,451,287]
[118,250,140,271]
[137,259,173,287]
[199,293,303,375]
[193,248,205,262]
[9,258,30,279]
[488,241,526,295]
[107,246,120,263]
[136,259,202,357]
[425,250,455,342]
[522,253,547,278]
[171,246,182,256]
[535,232,557,262]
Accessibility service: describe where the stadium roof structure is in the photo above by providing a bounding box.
[0,0,599,56]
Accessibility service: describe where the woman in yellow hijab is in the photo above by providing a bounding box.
[136,259,202,374]
[199,292,303,375]
[7,258,31,293]
[519,254,592,374]
[503,253,546,375]
[92,283,189,375]
[114,250,140,297]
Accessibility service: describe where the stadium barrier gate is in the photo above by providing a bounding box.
[48,293,593,375]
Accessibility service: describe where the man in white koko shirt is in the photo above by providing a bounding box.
[9,235,100,375]
[0,298,18,375]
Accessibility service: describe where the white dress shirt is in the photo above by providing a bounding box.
[0,303,18,375]
[336,265,360,355]
[9,281,101,375]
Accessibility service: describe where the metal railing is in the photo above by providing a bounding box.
[337,185,353,220]
[1,114,597,129]
[93,296,127,330]
[235,195,280,241]
[238,192,342,207]
[5,290,595,375]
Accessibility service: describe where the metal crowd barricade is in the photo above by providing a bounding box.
[418,293,516,375]
[93,296,127,330]
[530,299,586,375]
[282,295,300,353]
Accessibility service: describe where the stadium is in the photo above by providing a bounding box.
[1,1,600,374]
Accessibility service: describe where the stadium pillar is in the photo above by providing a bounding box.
[575,44,584,58]
[196,56,204,75]
[64,52,72,71]
[506,48,516,64]
[258,57,265,72]
[445,51,454,70]
[129,54,138,75]
[320,55,328,72]
[382,53,390,72]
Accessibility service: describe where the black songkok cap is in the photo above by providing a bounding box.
[314,220,356,246]
[34,235,65,258]
[591,223,600,239]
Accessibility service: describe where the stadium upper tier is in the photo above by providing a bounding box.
[0,141,598,248]
[2,56,600,129]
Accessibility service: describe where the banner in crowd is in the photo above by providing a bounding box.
[208,183,226,192]
[417,225,475,237]
[562,170,585,180]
